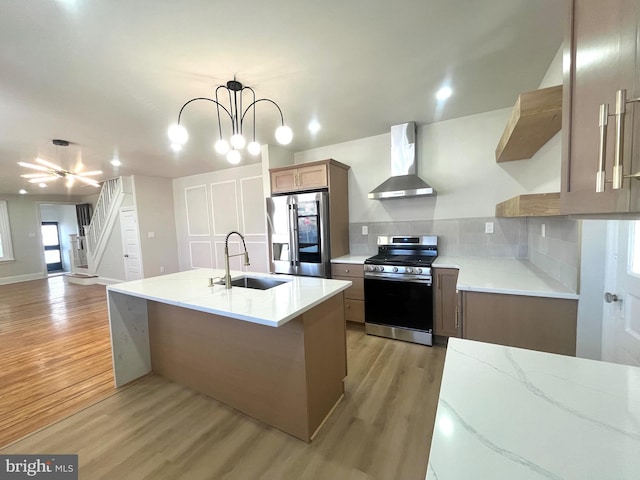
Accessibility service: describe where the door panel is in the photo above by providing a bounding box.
[41,222,62,272]
[119,209,143,281]
[602,220,640,366]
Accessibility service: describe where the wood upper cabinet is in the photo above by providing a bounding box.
[271,162,329,194]
[270,159,351,260]
[331,263,364,323]
[561,0,640,214]
[433,268,460,338]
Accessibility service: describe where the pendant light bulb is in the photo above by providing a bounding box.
[170,143,183,152]
[247,141,261,156]
[230,134,246,149]
[168,124,188,145]
[226,149,241,165]
[275,125,293,145]
[215,139,230,154]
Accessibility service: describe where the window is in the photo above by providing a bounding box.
[0,200,14,262]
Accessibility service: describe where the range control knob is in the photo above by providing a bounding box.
[392,267,398,273]
[406,267,413,274]
[378,266,385,272]
[364,265,372,272]
[416,268,423,274]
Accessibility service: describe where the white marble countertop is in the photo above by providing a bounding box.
[427,338,640,480]
[433,256,578,300]
[331,254,370,264]
[107,269,351,328]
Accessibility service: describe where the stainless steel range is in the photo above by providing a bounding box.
[364,235,437,346]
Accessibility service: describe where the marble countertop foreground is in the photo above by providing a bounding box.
[427,338,640,480]
[107,269,351,327]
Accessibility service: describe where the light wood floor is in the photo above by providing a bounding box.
[1,278,447,479]
[0,276,117,448]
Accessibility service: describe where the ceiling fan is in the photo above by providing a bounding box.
[17,139,102,188]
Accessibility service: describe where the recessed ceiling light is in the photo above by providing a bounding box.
[436,86,453,101]
[19,189,27,195]
[38,183,47,188]
[110,158,122,167]
[308,120,321,134]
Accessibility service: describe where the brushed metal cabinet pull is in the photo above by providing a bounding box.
[613,89,626,189]
[596,103,609,193]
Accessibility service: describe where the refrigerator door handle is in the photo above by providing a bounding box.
[288,204,298,268]
[291,204,300,267]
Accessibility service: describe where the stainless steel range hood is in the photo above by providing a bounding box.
[368,122,436,199]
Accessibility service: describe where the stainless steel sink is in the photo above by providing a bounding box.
[218,276,291,290]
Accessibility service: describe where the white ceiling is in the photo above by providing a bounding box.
[0,0,565,196]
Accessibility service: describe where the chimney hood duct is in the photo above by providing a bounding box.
[368,122,436,199]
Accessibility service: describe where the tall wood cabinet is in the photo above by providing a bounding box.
[433,268,460,338]
[561,0,640,214]
[269,159,350,261]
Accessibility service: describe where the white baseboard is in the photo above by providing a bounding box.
[0,272,47,285]
[97,277,124,286]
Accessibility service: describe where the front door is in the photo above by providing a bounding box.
[41,222,62,272]
[119,208,143,281]
[602,220,640,366]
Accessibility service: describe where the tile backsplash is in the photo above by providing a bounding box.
[349,216,580,290]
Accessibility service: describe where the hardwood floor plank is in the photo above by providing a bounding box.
[1,278,446,478]
[0,277,116,448]
[3,325,446,480]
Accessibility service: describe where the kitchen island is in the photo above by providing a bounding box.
[427,338,640,479]
[107,269,352,442]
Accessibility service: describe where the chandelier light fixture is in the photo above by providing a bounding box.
[17,139,102,188]
[167,78,293,164]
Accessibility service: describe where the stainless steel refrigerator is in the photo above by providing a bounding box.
[266,191,331,278]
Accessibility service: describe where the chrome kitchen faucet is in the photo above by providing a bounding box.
[223,231,250,289]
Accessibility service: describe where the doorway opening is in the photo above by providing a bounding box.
[41,222,63,272]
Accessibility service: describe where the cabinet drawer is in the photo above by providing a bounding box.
[344,299,365,323]
[331,263,364,278]
[332,275,364,300]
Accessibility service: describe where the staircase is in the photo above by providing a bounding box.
[66,177,129,285]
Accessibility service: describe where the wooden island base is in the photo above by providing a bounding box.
[147,292,346,442]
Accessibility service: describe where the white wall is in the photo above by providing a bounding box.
[132,175,180,278]
[173,163,269,274]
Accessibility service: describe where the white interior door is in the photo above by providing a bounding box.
[602,220,640,366]
[119,208,143,281]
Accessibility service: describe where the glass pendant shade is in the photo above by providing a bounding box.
[226,149,241,164]
[275,125,293,145]
[247,141,261,156]
[230,134,246,149]
[168,124,188,144]
[215,139,230,154]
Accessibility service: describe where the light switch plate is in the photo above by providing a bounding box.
[485,222,494,234]
[362,225,368,235]
[148,231,155,239]
[541,224,546,238]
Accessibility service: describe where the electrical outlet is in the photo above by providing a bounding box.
[147,231,155,239]
[541,224,546,238]
[160,266,165,273]
[362,225,368,235]
[485,222,494,234]
[28,232,36,238]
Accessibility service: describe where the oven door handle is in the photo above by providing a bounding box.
[365,274,432,285]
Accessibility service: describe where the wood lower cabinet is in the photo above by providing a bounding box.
[433,268,460,338]
[461,291,577,356]
[331,263,364,324]
[561,0,640,214]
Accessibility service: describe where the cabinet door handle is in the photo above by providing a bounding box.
[455,306,460,329]
[613,89,626,189]
[596,103,609,193]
